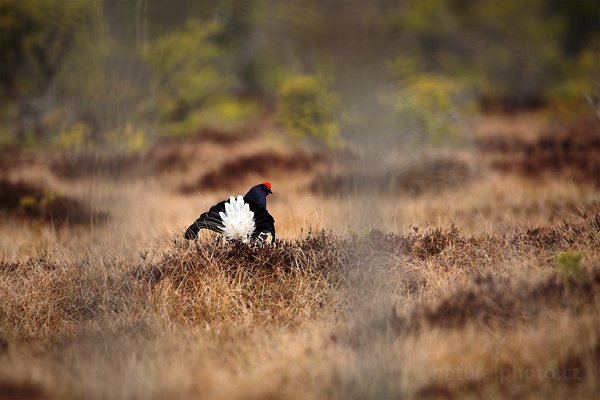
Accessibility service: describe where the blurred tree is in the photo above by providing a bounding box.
[0,0,597,148]
[0,0,101,143]
[276,74,340,149]
[545,0,599,56]
[388,0,566,110]
[143,20,237,136]
[394,72,475,146]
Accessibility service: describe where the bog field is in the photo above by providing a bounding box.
[1,111,599,399]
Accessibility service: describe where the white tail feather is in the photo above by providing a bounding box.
[219,196,255,242]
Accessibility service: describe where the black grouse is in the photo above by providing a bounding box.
[184,182,275,243]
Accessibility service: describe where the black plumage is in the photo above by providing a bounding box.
[184,182,275,243]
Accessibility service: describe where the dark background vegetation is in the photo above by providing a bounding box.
[0,0,598,151]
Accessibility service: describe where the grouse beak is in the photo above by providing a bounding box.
[267,188,273,195]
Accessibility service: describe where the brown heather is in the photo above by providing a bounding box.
[1,114,600,399]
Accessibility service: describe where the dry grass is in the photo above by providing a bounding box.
[1,113,600,399]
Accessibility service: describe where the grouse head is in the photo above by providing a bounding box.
[244,181,272,208]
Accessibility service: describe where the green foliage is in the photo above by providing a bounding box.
[0,126,17,149]
[1,0,598,147]
[388,0,565,107]
[0,0,101,100]
[547,35,600,108]
[276,75,341,149]
[467,0,563,103]
[394,73,475,145]
[144,20,236,135]
[106,124,148,152]
[0,0,103,147]
[194,98,261,134]
[555,251,584,280]
[50,122,92,151]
